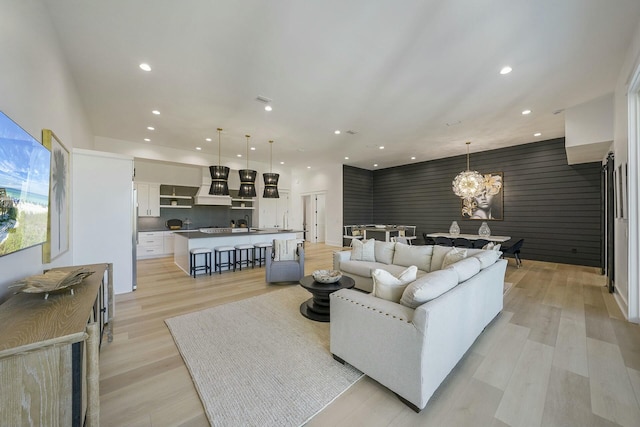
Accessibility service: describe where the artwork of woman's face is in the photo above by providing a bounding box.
[474,191,494,209]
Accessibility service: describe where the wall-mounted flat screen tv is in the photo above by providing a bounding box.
[0,112,51,256]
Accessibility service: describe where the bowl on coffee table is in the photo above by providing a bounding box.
[312,269,342,284]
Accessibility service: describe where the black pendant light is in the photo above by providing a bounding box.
[238,134,257,198]
[263,140,279,198]
[209,127,230,195]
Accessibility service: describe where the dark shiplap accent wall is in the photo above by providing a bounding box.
[343,165,374,226]
[345,138,602,267]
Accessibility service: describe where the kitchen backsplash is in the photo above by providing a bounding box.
[138,205,253,231]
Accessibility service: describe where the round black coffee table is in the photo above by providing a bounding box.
[299,275,355,322]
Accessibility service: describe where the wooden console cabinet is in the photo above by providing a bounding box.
[0,263,113,426]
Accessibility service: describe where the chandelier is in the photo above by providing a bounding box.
[451,141,484,200]
[209,128,230,195]
[237,134,257,198]
[263,140,279,198]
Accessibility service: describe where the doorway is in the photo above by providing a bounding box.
[302,192,326,243]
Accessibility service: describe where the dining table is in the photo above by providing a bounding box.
[426,232,511,243]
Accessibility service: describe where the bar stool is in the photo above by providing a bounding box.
[214,245,236,274]
[253,242,272,267]
[189,247,212,278]
[235,243,255,271]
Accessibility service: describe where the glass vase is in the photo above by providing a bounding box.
[478,221,491,237]
[449,221,460,236]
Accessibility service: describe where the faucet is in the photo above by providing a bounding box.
[244,214,250,227]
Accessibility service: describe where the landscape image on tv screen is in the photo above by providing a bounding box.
[0,112,51,256]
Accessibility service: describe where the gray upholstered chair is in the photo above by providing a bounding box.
[265,239,305,283]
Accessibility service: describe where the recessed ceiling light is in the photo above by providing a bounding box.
[280,161,285,165]
[237,154,242,158]
[411,156,416,160]
[264,105,272,112]
[205,138,212,142]
[152,110,160,115]
[144,138,150,142]
[344,156,349,160]
[195,147,202,151]
[522,109,531,115]
[147,126,155,131]
[251,147,256,151]
[139,63,151,71]
[499,66,512,75]
[307,166,311,169]
[379,146,384,150]
[334,130,341,135]
[534,132,542,137]
[373,164,378,167]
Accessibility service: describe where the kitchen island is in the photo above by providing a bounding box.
[173,229,301,275]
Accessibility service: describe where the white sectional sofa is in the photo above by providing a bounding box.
[330,240,507,412]
[334,239,498,292]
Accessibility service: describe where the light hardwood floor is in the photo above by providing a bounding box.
[100,244,640,427]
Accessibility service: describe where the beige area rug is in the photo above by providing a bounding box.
[504,281,514,296]
[165,286,363,427]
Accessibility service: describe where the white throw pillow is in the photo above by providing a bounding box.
[372,266,418,303]
[400,269,459,308]
[374,240,396,264]
[441,247,468,269]
[482,242,502,251]
[472,250,502,269]
[273,239,298,261]
[351,238,375,262]
[446,257,481,282]
[392,243,433,272]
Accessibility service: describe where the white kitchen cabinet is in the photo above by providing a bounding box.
[137,231,164,258]
[163,231,175,255]
[136,182,160,217]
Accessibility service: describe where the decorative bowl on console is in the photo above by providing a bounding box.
[312,269,343,284]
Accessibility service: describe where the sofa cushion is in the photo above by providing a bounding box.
[340,260,381,277]
[374,240,396,264]
[472,249,502,269]
[446,256,481,282]
[392,243,433,272]
[351,238,375,262]
[441,247,468,269]
[372,266,418,303]
[430,245,451,272]
[399,269,459,308]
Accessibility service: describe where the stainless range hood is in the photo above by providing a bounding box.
[194,167,232,206]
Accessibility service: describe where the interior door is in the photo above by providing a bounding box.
[315,194,326,243]
[303,195,312,242]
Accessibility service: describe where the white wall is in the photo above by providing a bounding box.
[0,0,93,301]
[290,164,343,247]
[613,19,640,322]
[565,93,614,164]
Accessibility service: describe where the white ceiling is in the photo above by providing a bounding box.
[43,0,640,170]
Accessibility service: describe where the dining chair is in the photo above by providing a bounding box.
[434,237,453,246]
[502,238,524,268]
[472,239,491,249]
[453,237,472,248]
[422,233,436,245]
[403,226,417,244]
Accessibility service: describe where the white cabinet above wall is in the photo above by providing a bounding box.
[135,182,160,217]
